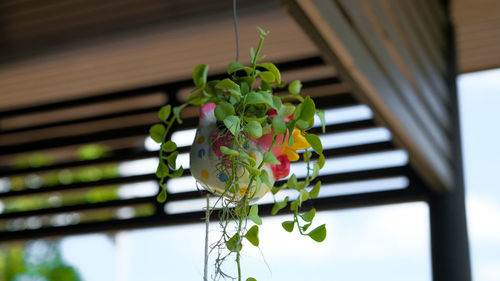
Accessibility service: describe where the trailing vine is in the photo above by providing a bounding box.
[150,27,327,281]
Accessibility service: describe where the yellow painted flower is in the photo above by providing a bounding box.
[281,129,311,161]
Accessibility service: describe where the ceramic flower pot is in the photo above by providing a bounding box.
[190,103,274,201]
[190,103,310,201]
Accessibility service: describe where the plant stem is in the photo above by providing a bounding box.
[236,209,243,281]
[204,193,210,281]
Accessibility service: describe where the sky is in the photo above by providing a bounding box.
[57,69,500,281]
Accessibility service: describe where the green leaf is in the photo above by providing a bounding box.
[193,64,208,88]
[248,204,262,225]
[271,183,287,195]
[257,26,270,36]
[156,161,169,178]
[166,151,178,169]
[246,92,267,105]
[223,115,241,136]
[161,141,177,153]
[279,104,295,119]
[250,47,256,62]
[260,170,272,187]
[299,189,310,202]
[288,80,302,95]
[308,224,327,242]
[157,189,167,203]
[302,223,312,232]
[301,208,316,222]
[247,278,257,281]
[310,181,321,198]
[216,78,240,92]
[220,146,239,156]
[282,221,295,232]
[158,105,171,122]
[244,121,263,138]
[305,134,323,154]
[173,106,183,124]
[312,163,320,179]
[316,109,326,133]
[215,101,235,121]
[170,167,184,178]
[272,117,287,135]
[259,71,275,83]
[245,225,260,246]
[263,151,281,165]
[226,234,242,252]
[240,152,256,167]
[258,63,281,84]
[241,81,250,95]
[228,61,245,74]
[300,96,316,121]
[296,119,311,130]
[317,154,325,169]
[149,124,165,143]
[287,174,297,189]
[272,96,282,109]
[271,196,289,215]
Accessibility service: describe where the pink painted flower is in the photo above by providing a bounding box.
[271,154,290,180]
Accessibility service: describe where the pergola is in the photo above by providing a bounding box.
[1,1,498,280]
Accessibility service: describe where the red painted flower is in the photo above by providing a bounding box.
[271,154,290,180]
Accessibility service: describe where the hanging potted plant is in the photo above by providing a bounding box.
[149,27,327,281]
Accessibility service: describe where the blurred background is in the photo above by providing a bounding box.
[0,0,499,280]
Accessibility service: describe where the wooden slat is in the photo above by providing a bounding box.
[284,0,454,191]
[397,0,447,74]
[337,0,451,157]
[380,0,449,104]
[368,0,449,106]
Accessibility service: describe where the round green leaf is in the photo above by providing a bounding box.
[162,141,177,153]
[156,161,169,178]
[244,120,263,138]
[245,225,260,246]
[149,124,165,143]
[247,278,257,281]
[248,204,262,225]
[193,64,208,88]
[259,71,275,83]
[282,221,294,232]
[215,101,235,121]
[263,151,281,165]
[308,224,327,242]
[301,208,316,222]
[158,105,171,122]
[223,115,241,136]
[300,96,316,121]
[226,234,242,252]
[305,133,323,154]
[310,180,321,198]
[220,146,239,156]
[272,117,287,135]
[157,189,167,203]
[288,80,302,95]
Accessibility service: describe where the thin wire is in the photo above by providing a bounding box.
[233,0,239,62]
[203,193,210,281]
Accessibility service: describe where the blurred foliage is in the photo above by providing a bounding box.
[76,144,108,161]
[0,240,80,281]
[14,153,53,169]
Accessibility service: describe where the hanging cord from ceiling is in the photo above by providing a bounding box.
[233,0,240,62]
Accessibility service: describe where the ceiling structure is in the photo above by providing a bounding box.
[452,0,500,73]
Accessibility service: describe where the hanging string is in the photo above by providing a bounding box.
[233,0,240,62]
[203,192,210,281]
